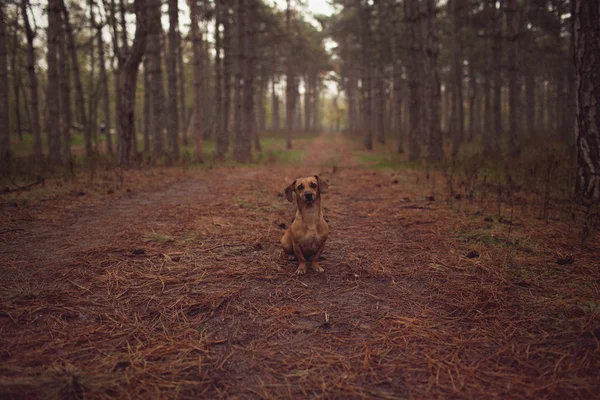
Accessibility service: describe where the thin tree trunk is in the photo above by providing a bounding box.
[96,17,112,154]
[525,68,535,137]
[359,1,373,151]
[405,0,421,162]
[47,0,62,164]
[215,0,226,159]
[9,11,22,143]
[118,0,147,166]
[143,56,150,154]
[58,10,71,162]
[574,0,600,201]
[147,0,166,162]
[222,0,232,151]
[21,0,42,159]
[285,0,294,149]
[167,0,179,161]
[189,0,204,162]
[177,29,187,146]
[234,0,251,162]
[450,0,464,157]
[467,63,476,142]
[492,0,503,157]
[0,2,9,171]
[506,0,520,158]
[426,0,443,162]
[271,78,280,130]
[61,0,91,157]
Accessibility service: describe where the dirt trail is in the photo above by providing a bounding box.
[1,134,598,399]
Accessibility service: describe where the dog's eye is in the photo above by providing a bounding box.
[310,183,317,189]
[297,184,304,191]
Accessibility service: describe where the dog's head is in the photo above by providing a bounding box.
[285,175,329,204]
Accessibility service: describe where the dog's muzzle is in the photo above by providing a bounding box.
[304,192,315,201]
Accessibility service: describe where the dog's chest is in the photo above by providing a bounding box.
[296,223,327,255]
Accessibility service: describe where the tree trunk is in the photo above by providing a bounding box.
[359,1,373,151]
[58,10,71,162]
[491,0,503,157]
[61,0,91,157]
[234,0,251,162]
[574,0,600,201]
[177,29,187,146]
[0,2,9,171]
[222,0,232,151]
[189,0,204,162]
[143,56,150,154]
[506,0,520,158]
[47,0,62,164]
[285,0,294,149]
[375,0,385,144]
[118,0,147,166]
[147,0,166,162]
[96,17,112,154]
[523,66,534,137]
[404,0,421,162]
[467,62,477,142]
[167,0,179,161]
[21,0,42,159]
[426,0,443,162]
[214,0,226,159]
[450,0,464,157]
[271,78,280,130]
[9,10,22,143]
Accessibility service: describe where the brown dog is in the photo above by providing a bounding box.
[281,175,330,275]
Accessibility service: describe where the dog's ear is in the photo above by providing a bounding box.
[315,175,329,194]
[285,180,296,202]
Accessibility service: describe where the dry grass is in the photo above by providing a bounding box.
[1,134,599,399]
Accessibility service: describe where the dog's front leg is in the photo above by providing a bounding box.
[311,241,326,273]
[292,243,308,275]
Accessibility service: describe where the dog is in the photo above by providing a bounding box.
[281,175,330,275]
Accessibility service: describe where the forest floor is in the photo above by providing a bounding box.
[1,133,599,399]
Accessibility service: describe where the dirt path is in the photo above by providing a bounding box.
[1,134,598,399]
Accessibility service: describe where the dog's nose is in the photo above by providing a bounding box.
[304,192,314,201]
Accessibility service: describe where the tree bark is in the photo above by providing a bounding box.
[222,0,232,151]
[167,0,179,161]
[491,0,503,157]
[9,10,22,143]
[0,2,9,171]
[61,0,91,157]
[234,0,252,162]
[506,0,520,158]
[118,0,147,166]
[96,13,112,154]
[450,0,464,157]
[147,0,166,162]
[271,77,280,130]
[285,0,294,149]
[143,56,150,154]
[21,0,42,159]
[47,0,62,164]
[359,1,373,151]
[215,0,227,159]
[189,0,204,162]
[177,29,187,146]
[574,0,600,201]
[58,8,71,162]
[404,0,421,162]
[425,0,443,162]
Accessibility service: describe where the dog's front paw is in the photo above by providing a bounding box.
[312,262,324,273]
[295,263,308,275]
